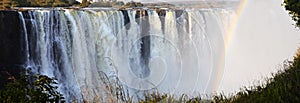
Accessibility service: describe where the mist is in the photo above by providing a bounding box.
[75,0,300,95]
[220,0,300,94]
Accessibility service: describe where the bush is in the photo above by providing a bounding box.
[0,72,64,103]
[283,0,300,28]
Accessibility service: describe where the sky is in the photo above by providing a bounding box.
[76,0,300,94]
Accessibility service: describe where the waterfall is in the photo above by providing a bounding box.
[15,8,231,102]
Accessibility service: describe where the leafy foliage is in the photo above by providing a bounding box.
[0,73,64,103]
[283,0,300,28]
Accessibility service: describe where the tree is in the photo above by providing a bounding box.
[283,0,300,28]
[0,73,64,102]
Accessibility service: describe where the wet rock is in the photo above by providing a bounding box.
[0,10,26,66]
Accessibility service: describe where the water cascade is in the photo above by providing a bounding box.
[0,7,232,102]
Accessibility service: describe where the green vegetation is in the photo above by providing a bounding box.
[0,0,80,9]
[88,1,145,8]
[283,0,300,28]
[0,72,64,102]
[0,0,173,9]
[138,92,206,103]
[89,1,124,7]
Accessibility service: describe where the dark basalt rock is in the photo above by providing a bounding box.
[0,66,24,90]
[120,10,130,29]
[157,9,166,17]
[137,9,151,79]
[175,9,184,18]
[0,10,26,66]
[135,9,148,19]
[157,9,166,33]
[0,10,26,88]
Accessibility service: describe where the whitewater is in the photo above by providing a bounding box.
[15,7,232,102]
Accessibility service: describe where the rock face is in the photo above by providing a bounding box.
[0,66,23,89]
[0,10,26,66]
[0,10,25,89]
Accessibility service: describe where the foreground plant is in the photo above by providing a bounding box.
[0,72,64,103]
[283,0,300,28]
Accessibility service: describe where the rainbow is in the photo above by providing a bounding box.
[225,0,249,49]
[213,0,249,92]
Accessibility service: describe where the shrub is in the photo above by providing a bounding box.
[0,72,64,102]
